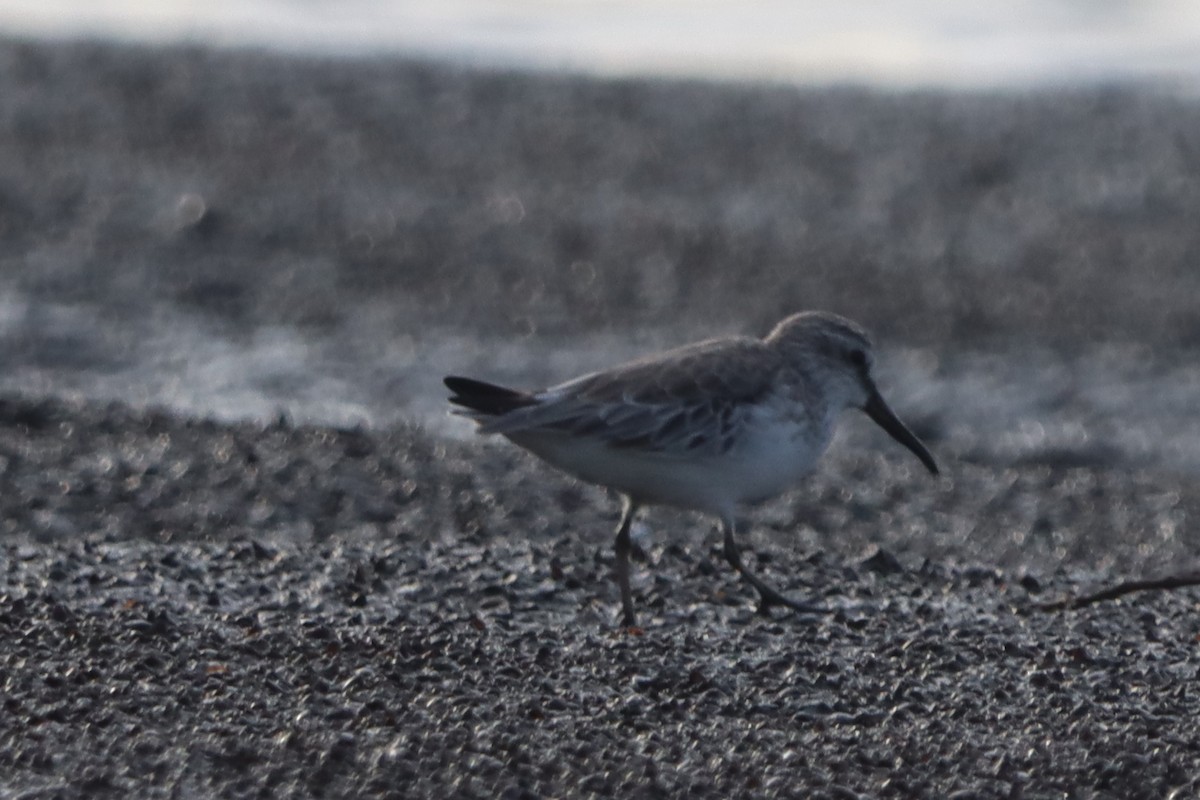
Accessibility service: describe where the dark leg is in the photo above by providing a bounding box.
[721,518,828,615]
[613,497,640,626]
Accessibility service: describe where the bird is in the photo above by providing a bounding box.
[444,311,939,625]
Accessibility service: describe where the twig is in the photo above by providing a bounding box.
[1035,571,1200,612]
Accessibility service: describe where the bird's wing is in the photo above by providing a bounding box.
[478,337,782,454]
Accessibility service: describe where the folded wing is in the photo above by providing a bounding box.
[447,337,782,457]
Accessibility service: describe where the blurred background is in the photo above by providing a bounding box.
[0,2,1198,472]
[4,1,1200,87]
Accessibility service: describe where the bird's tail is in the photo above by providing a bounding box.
[444,376,537,418]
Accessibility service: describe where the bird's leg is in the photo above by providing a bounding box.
[720,518,828,616]
[628,537,650,564]
[612,498,641,626]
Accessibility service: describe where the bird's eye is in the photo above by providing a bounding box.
[849,349,868,367]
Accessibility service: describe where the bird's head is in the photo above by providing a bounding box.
[767,311,939,475]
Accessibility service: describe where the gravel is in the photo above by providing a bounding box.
[2,394,1199,798]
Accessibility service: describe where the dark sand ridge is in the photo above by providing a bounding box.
[1,38,1200,798]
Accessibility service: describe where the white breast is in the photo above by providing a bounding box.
[715,401,834,503]
[510,401,836,517]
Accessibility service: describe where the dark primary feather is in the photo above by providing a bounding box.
[444,376,536,416]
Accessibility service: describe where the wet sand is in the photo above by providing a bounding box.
[2,38,1200,799]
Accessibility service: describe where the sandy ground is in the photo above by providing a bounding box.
[2,38,1200,799]
[1,395,1199,798]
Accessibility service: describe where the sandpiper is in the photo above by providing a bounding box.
[445,311,938,625]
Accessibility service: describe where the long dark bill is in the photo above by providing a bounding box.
[862,387,939,475]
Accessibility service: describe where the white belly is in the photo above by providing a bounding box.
[509,408,834,517]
